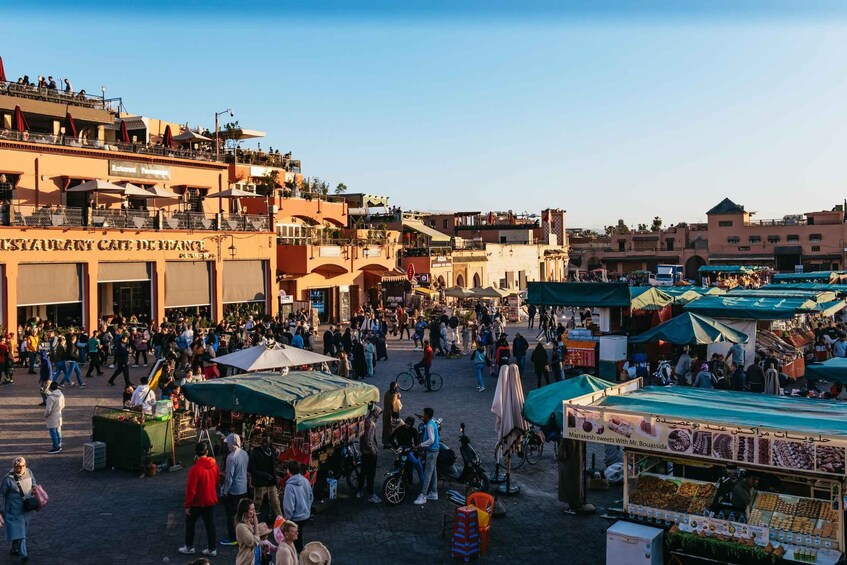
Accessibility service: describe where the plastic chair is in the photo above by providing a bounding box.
[466,492,494,555]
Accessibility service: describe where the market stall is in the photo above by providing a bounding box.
[184,371,379,497]
[92,405,175,472]
[805,358,847,386]
[698,265,770,289]
[565,380,847,564]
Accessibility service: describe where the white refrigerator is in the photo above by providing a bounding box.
[606,521,663,565]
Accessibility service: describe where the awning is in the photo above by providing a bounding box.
[107,117,147,130]
[629,287,673,311]
[223,260,266,303]
[523,375,614,429]
[165,261,211,308]
[816,300,847,317]
[413,287,439,297]
[683,295,818,320]
[527,282,631,307]
[17,264,81,306]
[727,288,837,303]
[362,267,407,283]
[629,312,749,345]
[805,358,847,384]
[98,262,150,283]
[403,221,451,243]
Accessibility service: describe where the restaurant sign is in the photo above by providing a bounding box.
[564,401,847,477]
[0,238,207,253]
[109,160,171,181]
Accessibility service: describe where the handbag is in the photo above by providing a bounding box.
[33,484,48,509]
[13,474,40,512]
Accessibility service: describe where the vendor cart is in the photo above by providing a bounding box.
[92,406,174,472]
[564,381,847,564]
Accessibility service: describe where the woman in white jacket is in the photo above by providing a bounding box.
[44,382,64,454]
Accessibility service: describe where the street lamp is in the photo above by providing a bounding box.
[215,108,234,162]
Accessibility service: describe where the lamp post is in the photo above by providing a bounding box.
[214,108,233,162]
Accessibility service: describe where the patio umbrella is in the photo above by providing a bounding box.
[143,185,181,199]
[63,112,78,139]
[0,56,6,83]
[66,179,130,194]
[629,312,749,345]
[173,130,213,144]
[212,344,336,372]
[491,364,528,494]
[209,187,264,198]
[444,286,475,299]
[163,125,174,149]
[13,106,28,132]
[476,286,508,299]
[118,182,159,198]
[119,120,131,143]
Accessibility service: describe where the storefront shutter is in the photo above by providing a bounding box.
[165,261,211,308]
[17,264,82,306]
[222,260,266,303]
[97,262,150,283]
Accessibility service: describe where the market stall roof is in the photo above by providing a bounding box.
[683,295,818,320]
[590,385,847,437]
[523,375,614,429]
[476,285,509,298]
[629,312,749,345]
[182,371,379,430]
[727,288,837,303]
[816,299,847,317]
[805,358,847,385]
[629,287,673,311]
[526,282,631,308]
[658,286,725,305]
[444,286,476,298]
[762,283,847,293]
[212,344,336,371]
[697,265,763,274]
[773,272,839,283]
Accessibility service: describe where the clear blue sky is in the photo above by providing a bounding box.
[6,1,847,228]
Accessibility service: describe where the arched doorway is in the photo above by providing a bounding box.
[436,275,446,289]
[685,255,707,281]
[472,273,481,287]
[456,274,465,288]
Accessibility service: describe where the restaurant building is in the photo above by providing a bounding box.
[0,81,276,331]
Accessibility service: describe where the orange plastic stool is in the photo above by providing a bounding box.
[466,492,494,555]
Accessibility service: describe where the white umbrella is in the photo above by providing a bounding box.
[119,182,160,198]
[209,187,265,198]
[66,179,128,194]
[212,343,335,372]
[143,185,181,199]
[491,364,528,494]
[173,130,213,143]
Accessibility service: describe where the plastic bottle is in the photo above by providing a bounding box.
[728,511,736,523]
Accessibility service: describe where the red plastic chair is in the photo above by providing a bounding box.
[466,492,494,555]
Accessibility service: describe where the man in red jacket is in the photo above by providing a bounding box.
[178,442,220,557]
[414,340,434,391]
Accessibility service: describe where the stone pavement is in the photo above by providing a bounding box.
[0,328,620,564]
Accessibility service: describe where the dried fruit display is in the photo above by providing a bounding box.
[819,504,838,523]
[791,516,815,535]
[713,434,734,460]
[608,417,633,438]
[677,481,698,498]
[695,483,716,498]
[667,495,693,513]
[757,438,771,465]
[753,492,778,512]
[816,445,846,474]
[668,430,691,452]
[747,509,769,527]
[773,497,797,515]
[795,498,822,518]
[692,431,712,456]
[628,476,678,509]
[769,513,793,530]
[736,436,755,463]
[772,440,814,471]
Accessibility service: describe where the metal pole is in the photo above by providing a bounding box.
[215,113,219,162]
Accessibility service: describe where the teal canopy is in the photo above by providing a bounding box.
[684,295,817,320]
[629,287,674,311]
[629,312,749,345]
[762,283,847,294]
[773,272,837,282]
[593,386,847,437]
[727,288,837,303]
[816,300,847,317]
[523,375,614,429]
[527,282,631,307]
[697,265,763,274]
[659,286,725,305]
[805,358,847,385]
[183,371,380,430]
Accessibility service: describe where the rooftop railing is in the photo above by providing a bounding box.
[0,80,118,112]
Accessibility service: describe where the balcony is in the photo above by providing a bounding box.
[1,204,270,232]
[1,81,119,113]
[276,226,396,276]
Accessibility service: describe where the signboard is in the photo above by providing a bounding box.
[564,402,847,477]
[319,246,342,258]
[109,160,171,181]
[418,273,430,285]
[0,238,205,253]
[432,255,452,268]
[406,263,416,282]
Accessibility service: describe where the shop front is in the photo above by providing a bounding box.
[222,260,268,320]
[97,262,152,324]
[16,263,84,327]
[164,260,212,321]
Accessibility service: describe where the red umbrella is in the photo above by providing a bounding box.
[64,112,78,138]
[163,125,174,149]
[0,56,6,84]
[119,120,130,143]
[13,106,28,132]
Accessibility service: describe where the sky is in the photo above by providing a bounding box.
[6,1,847,229]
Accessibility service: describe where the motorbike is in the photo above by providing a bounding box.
[383,420,489,505]
[324,440,361,492]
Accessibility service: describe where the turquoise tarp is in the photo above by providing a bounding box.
[727,288,837,303]
[660,287,725,304]
[697,265,764,274]
[805,358,847,385]
[592,386,847,437]
[762,283,847,293]
[629,312,749,345]
[773,272,837,282]
[527,282,631,307]
[523,375,614,429]
[183,371,380,430]
[684,295,818,320]
[816,300,847,317]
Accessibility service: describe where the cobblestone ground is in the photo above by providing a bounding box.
[0,328,620,564]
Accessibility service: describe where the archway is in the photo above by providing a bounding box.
[456,274,465,288]
[472,273,481,287]
[685,255,707,281]
[436,275,446,289]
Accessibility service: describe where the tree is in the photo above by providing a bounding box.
[335,182,348,195]
[637,223,648,232]
[651,216,663,232]
[604,226,616,236]
[257,170,279,196]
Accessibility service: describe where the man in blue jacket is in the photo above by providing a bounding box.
[283,461,313,553]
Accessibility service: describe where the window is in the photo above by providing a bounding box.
[727,236,740,244]
[499,236,507,243]
[738,246,750,251]
[812,246,821,252]
[767,235,780,243]
[787,234,799,242]
[442,219,449,229]
[810,234,822,242]
[618,240,626,252]
[749,235,761,243]
[718,221,733,227]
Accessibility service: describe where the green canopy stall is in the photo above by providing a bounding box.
[727,288,837,303]
[526,282,631,307]
[763,283,847,293]
[629,287,674,311]
[773,272,841,283]
[684,296,818,320]
[183,371,380,430]
[629,312,749,345]
[522,375,614,430]
[805,358,847,385]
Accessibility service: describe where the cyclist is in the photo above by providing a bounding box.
[390,416,423,485]
[413,340,434,391]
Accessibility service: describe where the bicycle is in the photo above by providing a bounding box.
[396,362,443,392]
[500,425,545,470]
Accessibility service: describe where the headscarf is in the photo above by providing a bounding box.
[11,456,26,476]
